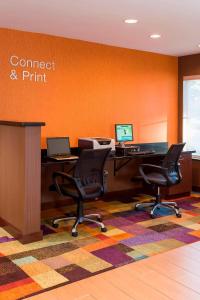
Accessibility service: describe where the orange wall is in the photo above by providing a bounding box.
[0,28,178,147]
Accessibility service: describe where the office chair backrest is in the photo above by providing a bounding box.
[74,148,111,187]
[162,143,185,185]
[162,143,185,169]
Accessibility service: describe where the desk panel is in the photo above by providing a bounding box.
[0,121,45,243]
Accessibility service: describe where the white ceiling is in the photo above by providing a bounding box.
[0,0,200,56]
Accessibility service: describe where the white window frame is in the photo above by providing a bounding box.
[183,75,200,159]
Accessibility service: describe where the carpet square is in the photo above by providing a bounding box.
[104,216,134,227]
[125,212,151,223]
[121,224,154,235]
[62,248,112,272]
[9,241,78,261]
[138,216,172,228]
[62,248,95,265]
[0,257,28,286]
[21,261,52,277]
[13,256,38,266]
[83,239,116,252]
[0,236,15,243]
[121,231,166,247]
[71,236,100,248]
[133,242,166,256]
[92,245,133,266]
[127,250,147,260]
[185,223,200,230]
[0,281,42,300]
[83,259,112,273]
[148,222,181,232]
[57,264,92,281]
[0,241,27,256]
[0,277,33,293]
[103,228,127,237]
[115,243,133,253]
[156,238,185,250]
[32,270,68,289]
[42,255,71,269]
[0,228,13,238]
[111,232,134,241]
[163,226,200,244]
[188,229,200,238]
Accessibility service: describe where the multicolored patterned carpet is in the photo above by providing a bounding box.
[1,194,200,300]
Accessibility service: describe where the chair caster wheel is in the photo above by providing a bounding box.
[52,223,59,228]
[72,231,78,237]
[176,213,182,218]
[101,227,107,233]
[135,204,140,211]
[150,214,155,219]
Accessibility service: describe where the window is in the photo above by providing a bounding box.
[183,76,200,156]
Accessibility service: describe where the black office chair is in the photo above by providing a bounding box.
[52,148,111,236]
[135,143,185,218]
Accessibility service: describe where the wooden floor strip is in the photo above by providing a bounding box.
[102,266,171,300]
[143,255,200,293]
[121,260,200,300]
[78,276,135,300]
[26,241,200,300]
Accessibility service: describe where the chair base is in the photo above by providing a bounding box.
[135,199,182,218]
[52,213,107,237]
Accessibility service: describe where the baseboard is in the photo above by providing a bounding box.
[41,197,74,210]
[164,192,191,200]
[41,188,191,210]
[192,186,200,193]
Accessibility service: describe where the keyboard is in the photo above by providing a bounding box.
[49,155,79,161]
[127,150,155,156]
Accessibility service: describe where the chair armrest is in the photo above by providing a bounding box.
[139,164,168,184]
[53,171,83,197]
[53,171,78,183]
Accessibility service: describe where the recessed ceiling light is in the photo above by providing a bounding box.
[124,19,138,24]
[150,34,161,39]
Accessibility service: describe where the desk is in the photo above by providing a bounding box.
[0,121,192,244]
[41,143,194,208]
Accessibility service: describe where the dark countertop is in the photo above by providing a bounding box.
[0,120,45,127]
[114,150,195,159]
[41,150,195,166]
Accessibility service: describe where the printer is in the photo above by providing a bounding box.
[78,137,115,152]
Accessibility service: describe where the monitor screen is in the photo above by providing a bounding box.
[47,137,71,156]
[115,124,133,143]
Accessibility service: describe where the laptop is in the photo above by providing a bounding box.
[47,137,78,160]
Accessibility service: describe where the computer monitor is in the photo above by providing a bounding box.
[115,124,133,144]
[47,137,71,156]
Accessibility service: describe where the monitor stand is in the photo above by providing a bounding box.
[118,142,126,148]
[115,143,140,156]
[117,142,140,150]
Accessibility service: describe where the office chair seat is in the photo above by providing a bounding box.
[145,172,167,185]
[60,182,103,199]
